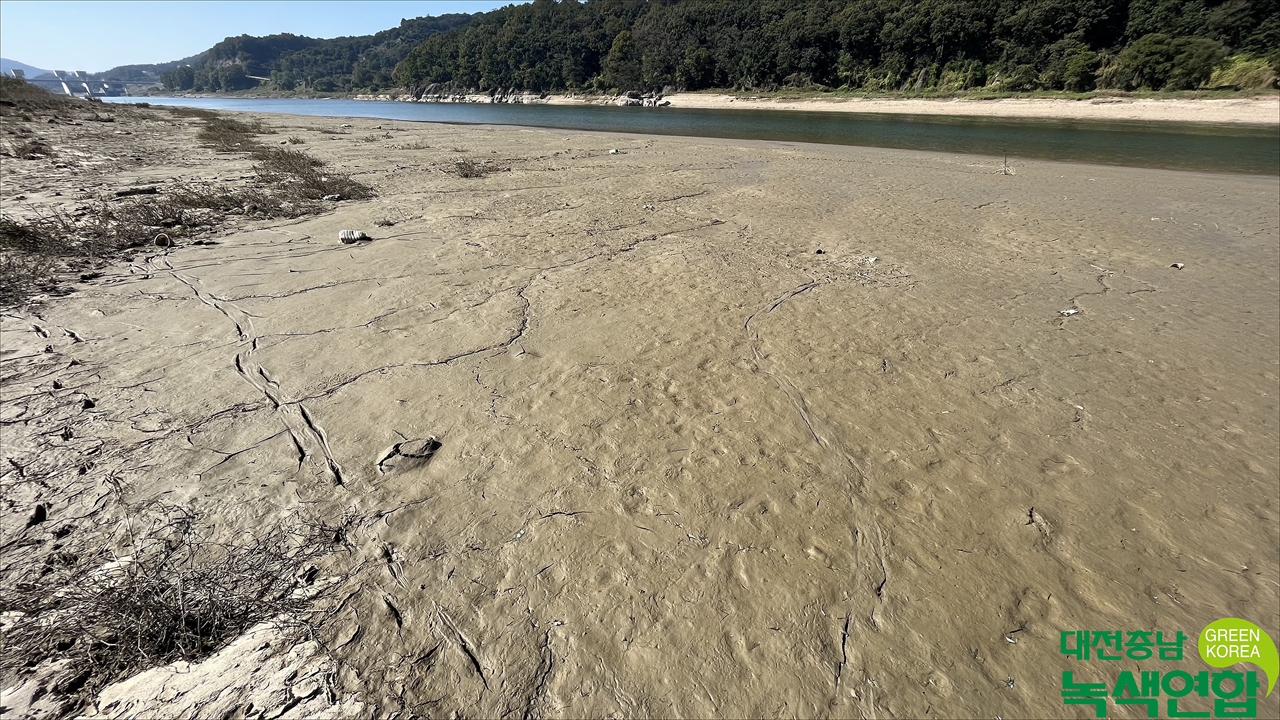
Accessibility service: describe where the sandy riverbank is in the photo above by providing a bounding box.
[291,88,1280,125]
[2,106,1277,718]
[654,92,1280,124]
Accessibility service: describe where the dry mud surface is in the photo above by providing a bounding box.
[2,110,1278,718]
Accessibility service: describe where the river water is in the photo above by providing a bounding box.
[104,96,1279,176]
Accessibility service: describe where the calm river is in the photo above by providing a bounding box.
[104,96,1279,176]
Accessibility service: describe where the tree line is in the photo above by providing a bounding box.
[159,14,473,93]
[391,0,1277,94]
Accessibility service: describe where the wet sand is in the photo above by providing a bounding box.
[2,109,1278,718]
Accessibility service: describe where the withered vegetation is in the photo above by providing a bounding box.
[0,502,354,710]
[0,93,374,306]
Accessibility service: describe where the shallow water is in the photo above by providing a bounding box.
[105,96,1279,175]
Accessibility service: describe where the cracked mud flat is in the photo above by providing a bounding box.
[1,110,1278,718]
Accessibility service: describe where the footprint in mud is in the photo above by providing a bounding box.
[376,437,442,475]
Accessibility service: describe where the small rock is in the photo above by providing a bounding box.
[339,229,370,244]
[1060,309,1080,317]
[865,256,878,264]
[154,233,171,247]
[322,194,342,201]
[82,398,95,409]
[609,148,620,154]
[340,123,353,128]
[815,249,825,255]
[1170,263,1185,269]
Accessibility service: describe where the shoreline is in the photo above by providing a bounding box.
[149,89,1280,125]
[658,93,1280,125]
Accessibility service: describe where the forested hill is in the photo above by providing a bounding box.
[85,53,205,83]
[157,13,475,92]
[391,0,1279,94]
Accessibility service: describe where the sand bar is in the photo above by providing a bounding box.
[651,93,1280,125]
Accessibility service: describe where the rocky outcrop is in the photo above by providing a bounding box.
[406,83,552,104]
[615,91,670,107]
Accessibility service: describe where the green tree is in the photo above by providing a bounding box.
[603,30,642,90]
[677,47,715,89]
[1063,49,1101,90]
[1166,36,1227,89]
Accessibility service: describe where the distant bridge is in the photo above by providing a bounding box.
[8,68,159,97]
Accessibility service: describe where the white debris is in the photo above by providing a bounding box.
[1060,309,1079,317]
[1170,263,1185,269]
[338,230,370,244]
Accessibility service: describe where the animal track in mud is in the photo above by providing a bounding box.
[376,437,442,475]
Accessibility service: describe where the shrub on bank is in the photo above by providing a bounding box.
[1098,34,1227,91]
[1209,54,1279,89]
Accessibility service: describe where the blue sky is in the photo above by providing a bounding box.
[0,1,517,72]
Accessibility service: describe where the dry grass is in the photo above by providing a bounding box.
[196,116,271,152]
[164,106,218,119]
[253,147,374,201]
[1,206,138,257]
[0,503,352,708]
[0,77,75,114]
[454,159,489,178]
[0,204,159,305]
[0,108,373,307]
[0,254,55,305]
